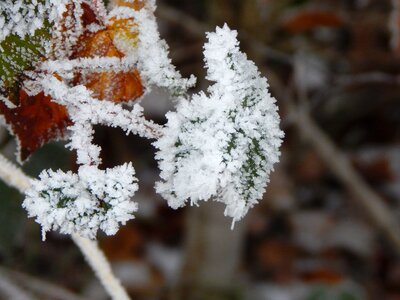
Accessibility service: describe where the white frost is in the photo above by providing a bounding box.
[23,163,138,240]
[108,2,196,96]
[0,0,68,42]
[154,24,284,225]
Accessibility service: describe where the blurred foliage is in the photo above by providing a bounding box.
[0,181,24,259]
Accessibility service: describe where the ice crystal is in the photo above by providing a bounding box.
[0,0,68,42]
[154,25,284,225]
[23,163,138,240]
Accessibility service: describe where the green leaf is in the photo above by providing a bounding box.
[0,25,51,102]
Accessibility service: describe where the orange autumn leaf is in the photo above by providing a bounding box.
[57,1,143,103]
[282,10,345,33]
[0,90,71,162]
[113,0,146,10]
[73,25,144,103]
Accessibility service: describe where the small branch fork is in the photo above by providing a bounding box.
[40,75,162,166]
[0,154,131,300]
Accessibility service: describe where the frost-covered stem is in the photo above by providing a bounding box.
[0,155,30,191]
[71,234,130,300]
[41,76,163,140]
[41,57,137,78]
[0,154,131,300]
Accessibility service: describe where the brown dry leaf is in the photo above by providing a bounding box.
[256,240,297,282]
[0,90,71,162]
[300,268,344,284]
[101,224,144,261]
[282,9,345,33]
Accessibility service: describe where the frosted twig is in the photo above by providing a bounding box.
[0,153,132,300]
[0,154,30,191]
[41,75,163,141]
[72,235,130,300]
[41,56,138,78]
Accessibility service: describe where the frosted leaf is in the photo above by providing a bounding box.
[20,73,161,238]
[108,2,196,96]
[23,163,138,240]
[154,24,284,225]
[0,0,70,100]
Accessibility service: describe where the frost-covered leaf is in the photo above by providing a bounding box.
[0,26,51,102]
[0,90,71,162]
[23,163,139,239]
[154,24,284,225]
[0,0,69,101]
[72,24,144,103]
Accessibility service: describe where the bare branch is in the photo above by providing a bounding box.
[0,271,34,300]
[0,266,88,300]
[290,104,400,252]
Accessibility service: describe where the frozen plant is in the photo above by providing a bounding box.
[0,0,283,240]
[154,24,284,226]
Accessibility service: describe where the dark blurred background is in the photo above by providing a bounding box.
[1,0,400,299]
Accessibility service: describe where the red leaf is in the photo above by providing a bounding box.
[0,90,71,162]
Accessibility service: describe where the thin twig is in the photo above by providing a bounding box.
[0,271,34,300]
[291,105,400,251]
[71,235,130,300]
[272,70,400,253]
[0,154,131,300]
[0,266,89,300]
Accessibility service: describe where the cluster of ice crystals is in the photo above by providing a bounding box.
[22,74,162,238]
[154,25,284,225]
[108,1,196,96]
[23,163,138,239]
[0,0,68,42]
